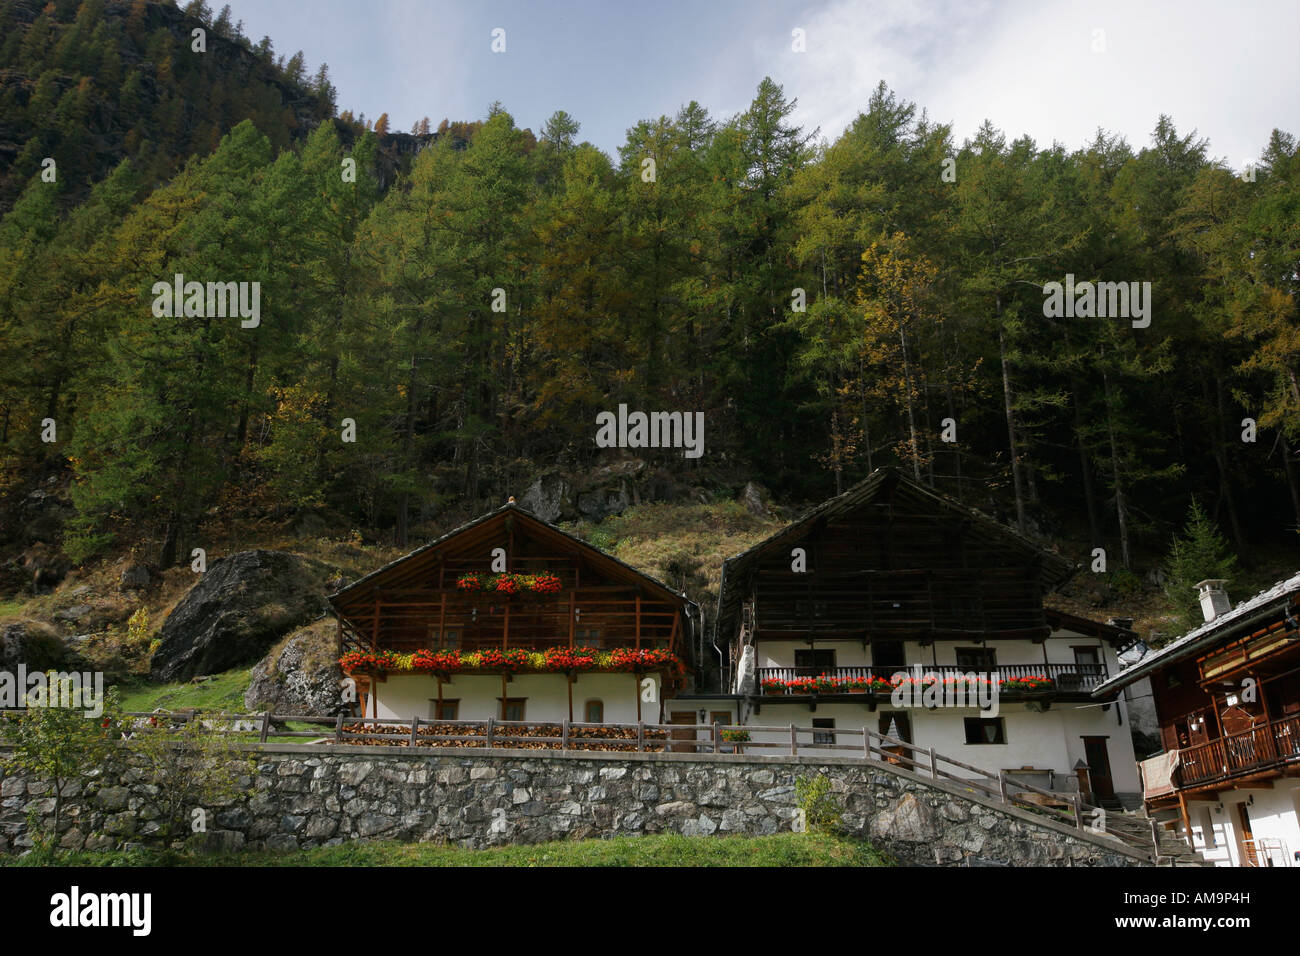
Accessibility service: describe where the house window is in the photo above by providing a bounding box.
[501,698,526,721]
[812,718,835,746]
[956,646,996,671]
[584,699,604,723]
[430,699,459,720]
[872,640,906,671]
[427,627,460,649]
[795,649,836,676]
[575,628,603,647]
[964,717,1006,744]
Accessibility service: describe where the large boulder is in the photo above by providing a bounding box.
[149,550,336,682]
[244,620,348,717]
[1,619,74,671]
[517,473,574,523]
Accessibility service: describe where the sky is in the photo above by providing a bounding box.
[219,0,1300,169]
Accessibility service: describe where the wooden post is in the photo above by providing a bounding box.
[1178,791,1193,848]
[635,594,641,650]
[1073,792,1084,829]
[713,722,721,754]
[503,598,510,649]
[437,592,446,647]
[562,719,569,751]
[997,771,1008,803]
[409,716,420,747]
[635,672,642,721]
[260,711,271,743]
[1149,818,1162,863]
[928,747,937,780]
[486,716,495,749]
[637,722,645,752]
[334,713,344,745]
[567,675,573,723]
[568,592,576,648]
[790,723,798,756]
[371,592,380,650]
[863,728,872,759]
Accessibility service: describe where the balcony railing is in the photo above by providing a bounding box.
[1176,715,1300,788]
[754,662,1108,695]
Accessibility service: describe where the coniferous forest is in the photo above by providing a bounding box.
[1,0,1298,600]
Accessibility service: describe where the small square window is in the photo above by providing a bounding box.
[502,698,526,721]
[584,699,604,723]
[431,699,459,720]
[964,717,1005,745]
[812,718,835,746]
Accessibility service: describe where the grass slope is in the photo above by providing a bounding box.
[7,832,893,867]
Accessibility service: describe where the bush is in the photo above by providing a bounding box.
[795,775,841,833]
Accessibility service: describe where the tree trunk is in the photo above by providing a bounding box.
[997,299,1027,533]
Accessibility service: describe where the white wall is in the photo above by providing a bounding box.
[1176,783,1300,867]
[371,672,659,724]
[754,630,1118,674]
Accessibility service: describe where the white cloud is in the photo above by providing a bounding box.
[767,0,1299,166]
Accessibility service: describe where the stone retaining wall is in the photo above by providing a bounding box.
[0,745,1153,866]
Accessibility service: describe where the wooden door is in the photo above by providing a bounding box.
[669,711,697,753]
[1236,804,1257,866]
[1082,736,1115,801]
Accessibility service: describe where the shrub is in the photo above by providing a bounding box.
[795,775,842,833]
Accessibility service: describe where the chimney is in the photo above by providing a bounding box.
[1196,579,1231,623]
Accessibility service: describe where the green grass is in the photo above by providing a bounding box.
[0,597,30,618]
[5,832,893,867]
[114,669,253,714]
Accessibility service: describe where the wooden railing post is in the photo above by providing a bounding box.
[334,713,344,745]
[997,770,1008,803]
[637,722,645,752]
[409,715,420,747]
[260,711,271,743]
[1149,818,1162,863]
[863,728,871,759]
[789,724,798,757]
[562,719,569,751]
[713,722,720,754]
[928,747,937,780]
[1073,792,1084,830]
[486,716,495,749]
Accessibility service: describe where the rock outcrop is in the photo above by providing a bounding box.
[149,550,336,682]
[244,620,347,717]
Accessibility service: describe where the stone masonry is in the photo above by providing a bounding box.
[0,744,1154,865]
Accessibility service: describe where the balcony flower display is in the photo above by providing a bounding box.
[541,646,597,672]
[761,678,786,695]
[456,572,563,594]
[339,646,685,676]
[999,675,1054,691]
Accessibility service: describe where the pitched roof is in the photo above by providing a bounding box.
[714,466,1077,640]
[1091,571,1300,696]
[329,500,695,613]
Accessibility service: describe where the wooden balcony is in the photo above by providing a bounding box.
[340,585,680,654]
[1176,714,1300,788]
[754,662,1108,697]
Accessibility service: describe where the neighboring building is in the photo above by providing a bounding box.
[1094,574,1300,867]
[329,501,699,725]
[714,467,1143,807]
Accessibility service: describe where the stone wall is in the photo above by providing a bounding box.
[0,745,1153,866]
